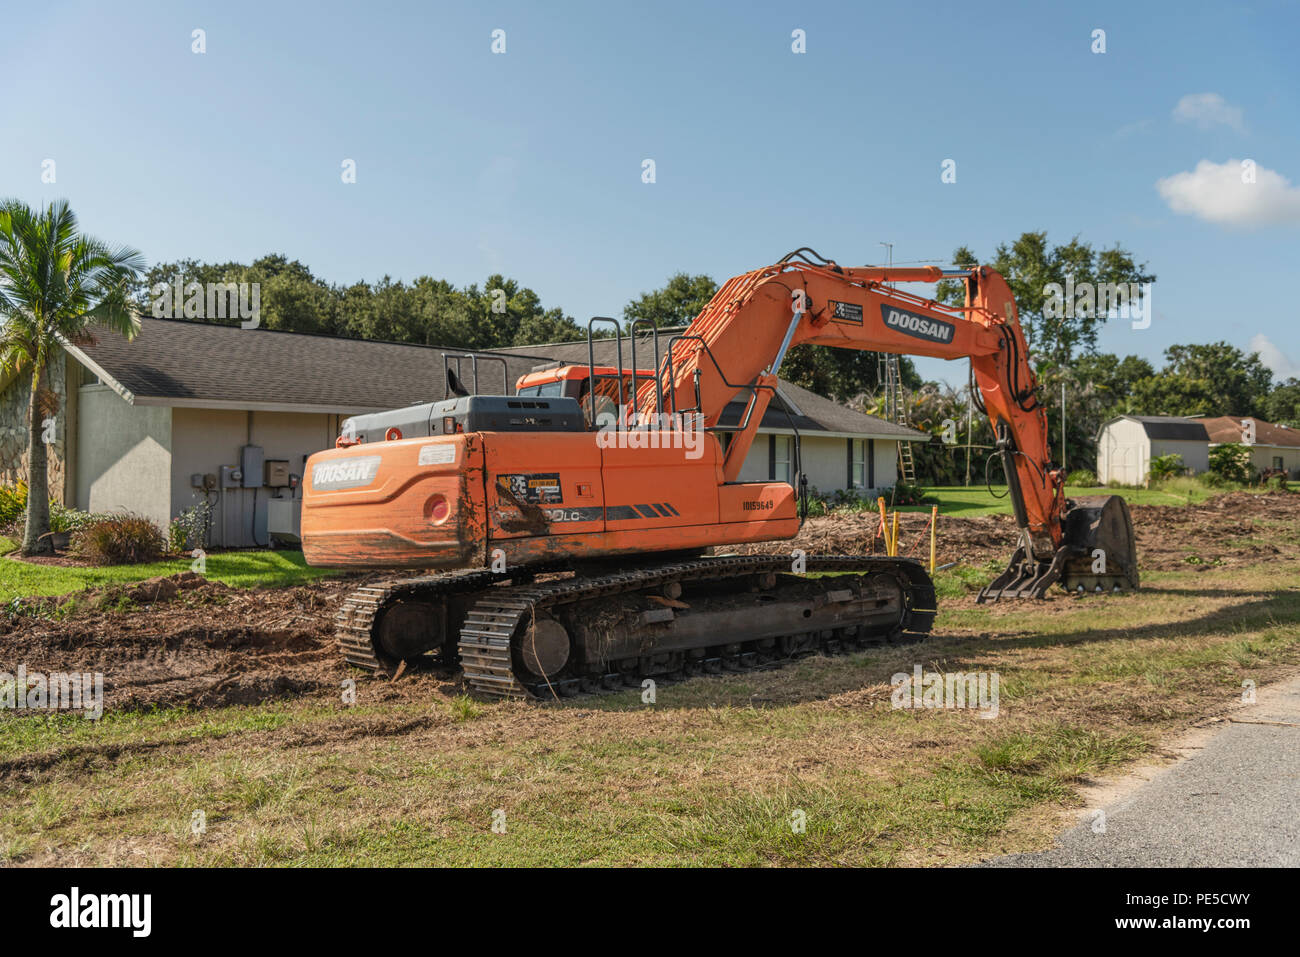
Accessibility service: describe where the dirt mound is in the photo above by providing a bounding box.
[1,576,362,712]
[729,490,1297,572]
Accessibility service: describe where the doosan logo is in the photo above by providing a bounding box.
[311,456,381,491]
[49,887,151,937]
[881,306,955,344]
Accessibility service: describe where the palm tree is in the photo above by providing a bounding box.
[0,199,144,555]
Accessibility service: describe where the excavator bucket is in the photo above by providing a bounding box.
[979,495,1139,602]
[1058,495,1140,594]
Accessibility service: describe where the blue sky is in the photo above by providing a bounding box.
[5,0,1298,387]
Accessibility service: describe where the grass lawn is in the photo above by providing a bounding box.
[0,535,335,603]
[896,480,1229,517]
[3,557,1298,866]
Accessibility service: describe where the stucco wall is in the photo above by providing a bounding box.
[1241,443,1300,478]
[75,385,172,528]
[737,432,900,496]
[171,407,337,547]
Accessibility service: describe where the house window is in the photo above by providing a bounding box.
[851,440,867,488]
[774,436,792,483]
[1274,455,1284,470]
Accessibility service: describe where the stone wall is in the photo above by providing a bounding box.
[0,350,69,503]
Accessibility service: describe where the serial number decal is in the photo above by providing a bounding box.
[497,472,563,504]
[829,300,863,325]
[311,455,381,491]
[742,500,775,511]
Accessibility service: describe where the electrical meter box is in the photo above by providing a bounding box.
[241,445,264,488]
[265,460,290,488]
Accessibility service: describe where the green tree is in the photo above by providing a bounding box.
[938,232,1155,370]
[1132,341,1274,417]
[1262,378,1300,426]
[0,200,143,555]
[780,346,919,404]
[1209,442,1253,484]
[623,272,718,328]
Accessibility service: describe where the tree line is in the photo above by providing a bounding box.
[135,239,1300,481]
[132,255,590,351]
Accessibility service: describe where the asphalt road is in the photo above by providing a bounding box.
[987,675,1300,867]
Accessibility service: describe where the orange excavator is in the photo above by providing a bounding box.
[302,249,1138,698]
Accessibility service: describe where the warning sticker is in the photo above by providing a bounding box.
[418,444,456,466]
[497,473,563,504]
[829,300,863,325]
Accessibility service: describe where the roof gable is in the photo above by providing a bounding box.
[1105,415,1210,442]
[1200,415,1300,448]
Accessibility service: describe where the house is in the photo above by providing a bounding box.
[0,319,926,547]
[1201,416,1300,476]
[1096,413,1300,484]
[1096,415,1210,485]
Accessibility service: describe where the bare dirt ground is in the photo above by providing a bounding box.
[734,489,1297,572]
[2,491,1293,715]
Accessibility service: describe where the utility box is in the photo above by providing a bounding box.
[219,465,243,489]
[241,445,264,488]
[265,460,290,488]
[266,497,301,544]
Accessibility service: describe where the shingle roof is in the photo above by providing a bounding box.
[1200,415,1300,449]
[1108,415,1210,442]
[67,318,924,439]
[67,318,526,413]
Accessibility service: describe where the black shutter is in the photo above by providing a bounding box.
[768,433,776,481]
[868,439,875,488]
[846,438,853,489]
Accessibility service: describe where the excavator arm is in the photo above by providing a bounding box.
[642,251,1138,600]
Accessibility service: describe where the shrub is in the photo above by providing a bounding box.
[1147,453,1186,483]
[1065,469,1097,486]
[72,514,167,565]
[885,482,936,506]
[169,500,213,552]
[1209,443,1253,484]
[49,503,99,534]
[0,482,27,528]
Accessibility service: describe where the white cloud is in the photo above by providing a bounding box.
[1173,93,1245,132]
[1156,159,1300,227]
[1249,334,1300,381]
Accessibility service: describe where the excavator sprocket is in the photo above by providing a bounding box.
[335,555,937,699]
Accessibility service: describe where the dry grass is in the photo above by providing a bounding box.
[2,560,1298,867]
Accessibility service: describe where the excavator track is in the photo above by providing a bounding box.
[458,555,936,699]
[335,568,507,672]
[336,555,935,698]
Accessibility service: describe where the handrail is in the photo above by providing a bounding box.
[586,317,623,429]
